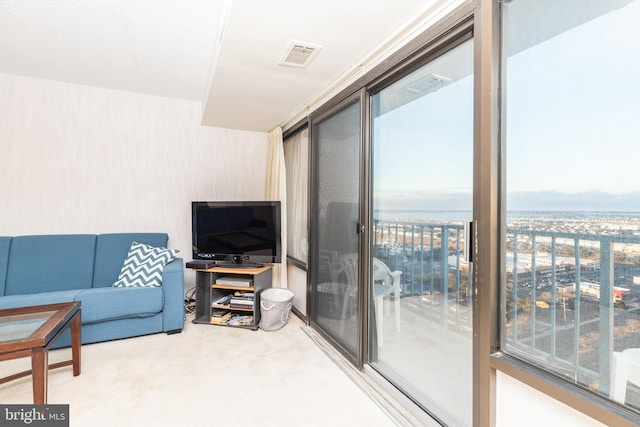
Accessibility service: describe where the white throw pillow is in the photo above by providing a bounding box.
[113,241,179,288]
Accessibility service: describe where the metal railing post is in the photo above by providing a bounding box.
[599,239,614,395]
[441,226,449,324]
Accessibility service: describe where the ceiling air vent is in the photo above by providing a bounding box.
[279,40,322,69]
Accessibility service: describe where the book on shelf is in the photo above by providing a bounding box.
[210,309,231,325]
[233,291,254,298]
[230,301,254,309]
[229,292,254,309]
[211,308,229,317]
[228,314,253,326]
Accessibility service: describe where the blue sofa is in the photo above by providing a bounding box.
[0,233,184,347]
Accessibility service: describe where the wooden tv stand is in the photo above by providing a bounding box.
[192,265,272,330]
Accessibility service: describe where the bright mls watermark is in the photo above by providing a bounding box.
[1,405,69,426]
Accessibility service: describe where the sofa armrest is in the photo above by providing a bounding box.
[161,257,185,332]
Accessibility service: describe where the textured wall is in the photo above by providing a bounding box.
[0,73,268,287]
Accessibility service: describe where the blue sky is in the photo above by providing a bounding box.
[506,0,640,195]
[373,1,640,213]
[373,39,473,200]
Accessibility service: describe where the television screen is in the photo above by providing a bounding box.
[191,201,281,265]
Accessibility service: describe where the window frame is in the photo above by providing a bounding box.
[283,123,310,271]
[490,1,640,425]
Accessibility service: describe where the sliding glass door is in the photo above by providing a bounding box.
[369,38,474,426]
[308,25,474,425]
[310,95,362,359]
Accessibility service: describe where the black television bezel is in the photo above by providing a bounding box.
[191,200,282,265]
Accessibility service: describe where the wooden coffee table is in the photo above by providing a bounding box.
[0,302,81,404]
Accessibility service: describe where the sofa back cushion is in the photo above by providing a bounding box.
[5,234,97,295]
[92,233,168,288]
[0,237,12,296]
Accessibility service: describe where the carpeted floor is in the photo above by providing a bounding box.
[0,314,399,426]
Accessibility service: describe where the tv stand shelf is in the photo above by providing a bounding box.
[192,265,272,330]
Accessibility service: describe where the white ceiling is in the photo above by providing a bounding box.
[0,0,438,132]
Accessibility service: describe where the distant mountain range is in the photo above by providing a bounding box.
[375,190,640,212]
[507,191,640,212]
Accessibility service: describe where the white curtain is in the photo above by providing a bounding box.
[283,129,309,263]
[266,127,287,288]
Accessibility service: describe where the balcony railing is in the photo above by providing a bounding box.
[373,220,472,329]
[373,219,640,398]
[505,228,640,397]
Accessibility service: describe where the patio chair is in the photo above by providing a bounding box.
[338,253,402,344]
[611,348,640,404]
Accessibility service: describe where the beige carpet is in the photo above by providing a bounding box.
[0,315,398,427]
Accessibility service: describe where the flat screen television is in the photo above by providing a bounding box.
[191,201,282,266]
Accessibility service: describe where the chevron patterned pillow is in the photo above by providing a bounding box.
[113,241,179,288]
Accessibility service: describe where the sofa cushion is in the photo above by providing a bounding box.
[0,290,84,310]
[5,235,96,295]
[75,287,163,323]
[0,237,12,296]
[113,241,179,288]
[93,233,168,288]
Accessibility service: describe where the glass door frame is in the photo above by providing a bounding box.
[363,25,476,427]
[308,10,480,379]
[304,5,501,425]
[308,88,370,368]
